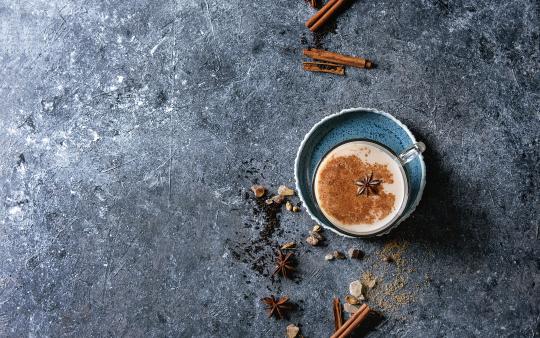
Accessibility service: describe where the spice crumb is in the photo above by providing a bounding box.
[281,242,296,250]
[345,295,360,305]
[306,235,319,246]
[348,248,364,259]
[266,195,285,205]
[286,201,293,211]
[250,184,266,198]
[383,255,394,263]
[362,272,377,289]
[343,303,360,314]
[278,185,295,196]
[286,324,300,338]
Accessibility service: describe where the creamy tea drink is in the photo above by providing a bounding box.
[314,141,408,234]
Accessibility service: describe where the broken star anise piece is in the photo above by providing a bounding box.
[262,295,293,319]
[272,250,295,279]
[355,172,383,196]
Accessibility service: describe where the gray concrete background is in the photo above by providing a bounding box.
[0,0,538,336]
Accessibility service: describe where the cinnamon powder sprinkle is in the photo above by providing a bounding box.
[316,155,396,225]
[360,240,420,314]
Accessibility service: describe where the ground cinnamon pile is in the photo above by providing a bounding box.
[360,240,422,314]
[316,155,395,225]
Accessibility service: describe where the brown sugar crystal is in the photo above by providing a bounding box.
[316,155,396,225]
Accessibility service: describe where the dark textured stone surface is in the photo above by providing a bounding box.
[0,0,538,336]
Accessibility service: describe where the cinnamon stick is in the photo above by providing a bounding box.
[303,49,374,69]
[303,61,345,75]
[309,0,347,32]
[305,0,338,28]
[332,298,343,331]
[330,304,370,338]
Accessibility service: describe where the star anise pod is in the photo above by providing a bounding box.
[355,172,383,196]
[272,250,295,279]
[262,295,293,319]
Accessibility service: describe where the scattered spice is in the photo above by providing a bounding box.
[348,248,364,259]
[361,272,377,289]
[228,184,284,277]
[310,231,324,241]
[383,255,394,263]
[355,172,383,196]
[278,185,295,196]
[306,229,324,246]
[281,242,296,250]
[266,194,286,205]
[345,295,360,305]
[333,251,346,259]
[251,184,266,198]
[311,29,326,49]
[358,240,420,314]
[306,235,320,246]
[272,250,295,279]
[379,240,407,265]
[262,295,294,319]
[239,174,421,334]
[286,324,300,338]
[286,201,293,211]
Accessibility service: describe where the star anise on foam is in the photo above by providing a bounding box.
[272,250,295,279]
[355,172,383,196]
[261,295,293,319]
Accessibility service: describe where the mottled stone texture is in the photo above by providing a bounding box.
[0,0,538,337]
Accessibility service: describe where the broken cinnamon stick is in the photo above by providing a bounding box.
[330,304,371,338]
[303,49,374,69]
[332,297,344,331]
[303,61,345,75]
[306,0,347,31]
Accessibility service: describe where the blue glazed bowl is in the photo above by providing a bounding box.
[295,107,426,238]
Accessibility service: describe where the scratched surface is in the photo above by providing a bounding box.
[0,0,539,336]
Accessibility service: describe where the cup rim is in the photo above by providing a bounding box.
[294,107,427,238]
[310,139,410,237]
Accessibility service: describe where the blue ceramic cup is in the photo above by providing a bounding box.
[295,108,427,238]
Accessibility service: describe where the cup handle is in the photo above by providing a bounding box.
[398,142,426,165]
